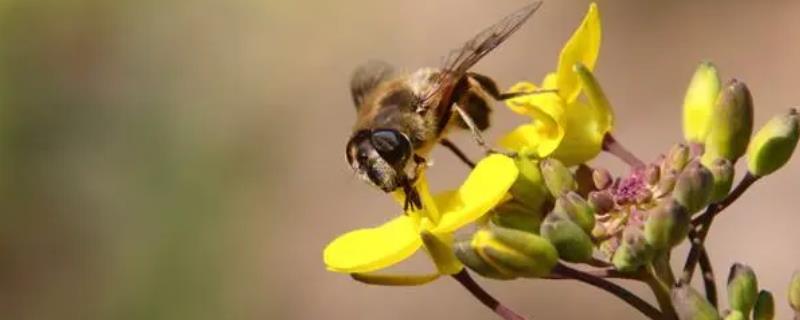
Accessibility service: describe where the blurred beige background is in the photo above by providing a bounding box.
[0,0,798,319]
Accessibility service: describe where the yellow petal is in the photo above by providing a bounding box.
[506,82,541,115]
[557,3,601,103]
[390,172,438,224]
[499,121,563,157]
[549,100,610,166]
[351,272,441,286]
[324,215,422,273]
[415,172,440,223]
[506,78,564,125]
[541,72,558,89]
[432,154,519,234]
[499,124,542,156]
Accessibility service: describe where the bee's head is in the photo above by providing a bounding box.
[346,128,413,192]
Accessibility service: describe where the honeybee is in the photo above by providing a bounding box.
[346,2,544,210]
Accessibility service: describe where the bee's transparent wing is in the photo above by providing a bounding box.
[422,1,542,110]
[350,60,395,109]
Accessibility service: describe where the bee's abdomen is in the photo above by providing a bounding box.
[454,90,492,131]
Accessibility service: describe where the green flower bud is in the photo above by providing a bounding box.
[655,169,678,198]
[593,168,613,190]
[702,79,754,165]
[510,157,551,211]
[454,239,515,280]
[728,263,759,315]
[672,283,723,320]
[664,143,691,173]
[753,290,775,320]
[684,61,721,144]
[588,190,615,215]
[612,226,653,273]
[540,213,593,263]
[555,191,595,234]
[789,271,800,312]
[644,199,690,249]
[460,226,558,279]
[746,108,800,177]
[645,164,661,186]
[487,225,559,277]
[708,158,734,203]
[674,162,714,213]
[541,158,576,197]
[723,310,745,320]
[491,199,543,234]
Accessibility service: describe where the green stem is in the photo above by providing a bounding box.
[652,252,676,286]
[644,269,678,320]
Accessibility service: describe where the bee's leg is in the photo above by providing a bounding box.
[496,89,558,100]
[468,72,557,101]
[402,155,427,211]
[440,139,476,168]
[453,105,517,158]
[402,182,421,212]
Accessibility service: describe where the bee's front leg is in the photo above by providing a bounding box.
[453,105,518,158]
[402,154,428,212]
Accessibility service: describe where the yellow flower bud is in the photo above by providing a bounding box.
[753,290,775,320]
[746,108,800,177]
[728,263,759,315]
[789,271,800,313]
[702,79,754,165]
[672,283,722,320]
[684,61,721,144]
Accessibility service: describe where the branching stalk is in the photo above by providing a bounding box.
[552,263,662,319]
[452,270,528,320]
[682,173,760,282]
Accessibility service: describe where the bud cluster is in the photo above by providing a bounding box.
[448,60,800,318]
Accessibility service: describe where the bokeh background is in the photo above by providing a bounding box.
[0,0,798,319]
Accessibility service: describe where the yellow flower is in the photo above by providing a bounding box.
[500,3,613,166]
[323,154,519,285]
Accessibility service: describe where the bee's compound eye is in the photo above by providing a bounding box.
[370,129,411,167]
